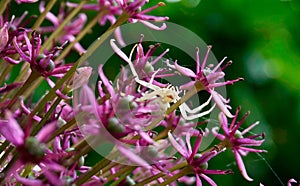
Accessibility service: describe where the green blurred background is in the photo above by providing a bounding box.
[152,0,300,185]
[8,0,299,185]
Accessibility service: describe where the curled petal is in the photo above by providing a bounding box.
[211,90,234,118]
[138,20,167,30]
[233,150,253,181]
[287,179,297,186]
[200,173,217,186]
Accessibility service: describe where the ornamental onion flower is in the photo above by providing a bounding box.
[212,107,266,181]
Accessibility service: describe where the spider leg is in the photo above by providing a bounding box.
[149,68,161,84]
[179,103,216,121]
[181,95,213,114]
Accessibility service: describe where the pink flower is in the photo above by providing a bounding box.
[67,1,168,46]
[168,130,232,186]
[167,46,243,118]
[0,111,65,185]
[212,107,266,181]
[12,31,72,77]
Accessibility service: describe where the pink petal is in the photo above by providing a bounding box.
[117,145,151,169]
[196,174,203,186]
[174,61,197,77]
[36,121,57,143]
[200,173,217,186]
[14,173,43,186]
[233,150,253,181]
[168,131,188,158]
[138,20,167,30]
[0,111,24,146]
[110,39,131,64]
[287,179,297,186]
[211,127,226,141]
[211,90,234,118]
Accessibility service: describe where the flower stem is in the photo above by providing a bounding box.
[0,0,10,15]
[0,144,14,167]
[74,156,113,185]
[135,161,188,185]
[56,9,107,61]
[40,0,87,52]
[31,97,62,136]
[0,151,19,184]
[5,71,40,110]
[157,166,191,186]
[0,63,12,85]
[108,166,136,185]
[31,0,57,30]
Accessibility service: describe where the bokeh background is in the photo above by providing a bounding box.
[150,0,300,185]
[8,0,299,185]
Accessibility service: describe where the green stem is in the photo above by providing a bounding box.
[0,0,10,15]
[39,0,87,52]
[74,158,112,185]
[5,71,40,110]
[31,97,62,136]
[135,161,188,186]
[31,0,57,30]
[56,9,106,61]
[0,63,12,85]
[0,145,14,167]
[108,166,136,185]
[157,167,191,186]
[74,147,121,185]
[0,152,19,185]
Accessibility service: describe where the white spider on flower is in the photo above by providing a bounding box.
[110,39,215,121]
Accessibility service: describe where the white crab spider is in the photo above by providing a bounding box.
[110,39,215,121]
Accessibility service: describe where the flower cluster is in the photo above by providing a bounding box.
[0,0,279,185]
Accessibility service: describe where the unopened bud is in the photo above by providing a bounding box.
[107,117,125,133]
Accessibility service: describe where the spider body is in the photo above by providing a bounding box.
[111,39,215,121]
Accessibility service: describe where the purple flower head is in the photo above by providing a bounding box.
[167,46,243,118]
[212,107,266,181]
[0,12,35,64]
[12,31,72,77]
[168,130,232,186]
[0,111,66,185]
[67,1,168,46]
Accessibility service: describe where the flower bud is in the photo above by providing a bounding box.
[107,117,125,133]
[144,61,154,73]
[193,153,208,170]
[147,145,159,157]
[119,96,137,110]
[36,54,55,72]
[25,137,46,159]
[234,130,243,138]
